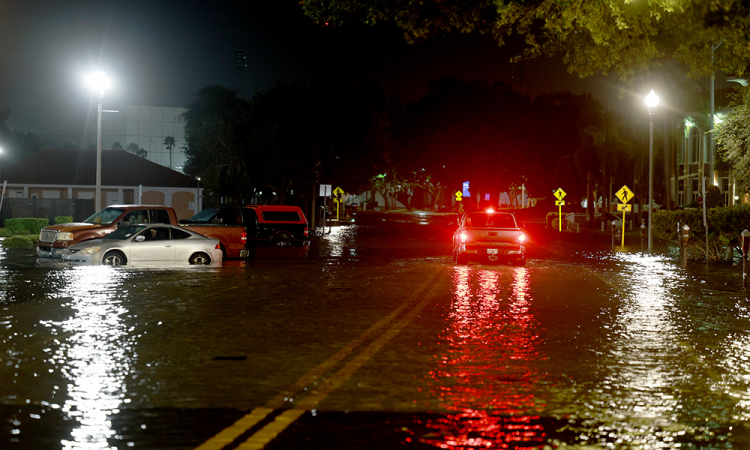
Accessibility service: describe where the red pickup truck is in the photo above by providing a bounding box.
[178,207,251,259]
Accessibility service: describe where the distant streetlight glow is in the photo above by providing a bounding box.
[89,71,111,210]
[646,90,659,252]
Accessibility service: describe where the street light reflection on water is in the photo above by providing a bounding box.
[54,266,135,450]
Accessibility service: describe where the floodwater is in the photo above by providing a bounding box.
[2,212,750,449]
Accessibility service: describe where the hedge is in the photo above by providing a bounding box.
[652,205,750,260]
[55,216,73,225]
[4,218,49,235]
[1,235,38,248]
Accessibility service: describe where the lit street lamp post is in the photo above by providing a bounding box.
[646,89,659,252]
[88,72,111,210]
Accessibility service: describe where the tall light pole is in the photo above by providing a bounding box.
[646,89,659,252]
[88,71,110,210]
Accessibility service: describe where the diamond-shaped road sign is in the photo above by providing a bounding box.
[616,185,634,204]
[554,188,566,201]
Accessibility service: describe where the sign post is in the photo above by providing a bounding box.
[553,188,567,232]
[615,185,634,247]
[320,184,332,231]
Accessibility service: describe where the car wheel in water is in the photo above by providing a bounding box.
[271,235,293,247]
[189,252,211,265]
[103,251,126,266]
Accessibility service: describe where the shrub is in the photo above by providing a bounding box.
[652,205,750,260]
[4,218,49,235]
[55,216,73,225]
[1,234,38,248]
[0,228,13,237]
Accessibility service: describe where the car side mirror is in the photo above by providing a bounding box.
[134,235,145,242]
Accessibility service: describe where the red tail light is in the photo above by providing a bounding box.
[304,226,309,236]
[241,230,247,243]
[460,232,468,242]
[518,233,527,243]
[215,243,221,249]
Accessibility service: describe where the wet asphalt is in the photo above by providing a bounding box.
[2,211,750,449]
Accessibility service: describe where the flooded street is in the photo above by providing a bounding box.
[2,211,750,449]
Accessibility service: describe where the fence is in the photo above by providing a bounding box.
[0,198,96,228]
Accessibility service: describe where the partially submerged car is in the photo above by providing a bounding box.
[452,208,527,265]
[61,224,222,266]
[38,205,178,258]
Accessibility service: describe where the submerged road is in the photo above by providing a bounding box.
[2,211,750,449]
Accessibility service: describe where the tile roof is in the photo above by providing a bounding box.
[2,148,198,188]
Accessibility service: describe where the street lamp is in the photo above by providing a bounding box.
[196,177,201,213]
[646,89,659,252]
[88,71,111,210]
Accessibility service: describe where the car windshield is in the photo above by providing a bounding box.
[186,208,219,222]
[466,212,517,228]
[103,225,148,240]
[84,207,127,225]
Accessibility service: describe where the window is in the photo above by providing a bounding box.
[171,228,192,240]
[142,227,170,241]
[215,208,238,224]
[151,209,172,224]
[122,210,149,224]
[678,179,685,192]
[721,177,730,192]
[690,128,701,163]
[262,211,300,222]
[692,178,699,192]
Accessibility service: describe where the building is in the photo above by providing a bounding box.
[101,105,189,172]
[0,148,202,220]
[38,104,189,174]
[672,75,747,208]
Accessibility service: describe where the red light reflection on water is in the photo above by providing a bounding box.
[420,266,547,449]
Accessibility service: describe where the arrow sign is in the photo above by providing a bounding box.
[617,204,632,212]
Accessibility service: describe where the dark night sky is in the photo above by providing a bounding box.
[0,0,627,139]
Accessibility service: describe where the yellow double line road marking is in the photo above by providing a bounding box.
[196,266,446,450]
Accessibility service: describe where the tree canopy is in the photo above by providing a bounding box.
[716,85,750,195]
[301,0,750,81]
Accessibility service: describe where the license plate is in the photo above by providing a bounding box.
[487,249,498,255]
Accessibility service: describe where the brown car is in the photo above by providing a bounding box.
[37,205,179,258]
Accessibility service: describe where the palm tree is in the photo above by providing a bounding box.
[163,136,175,169]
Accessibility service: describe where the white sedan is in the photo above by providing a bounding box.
[62,224,223,266]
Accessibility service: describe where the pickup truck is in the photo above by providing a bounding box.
[180,205,308,253]
[245,204,309,247]
[452,208,527,266]
[37,205,179,258]
[178,207,251,259]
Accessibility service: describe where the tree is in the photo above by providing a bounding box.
[182,85,254,197]
[126,143,140,154]
[163,136,176,168]
[302,0,750,82]
[111,141,123,151]
[716,85,750,195]
[0,107,41,161]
